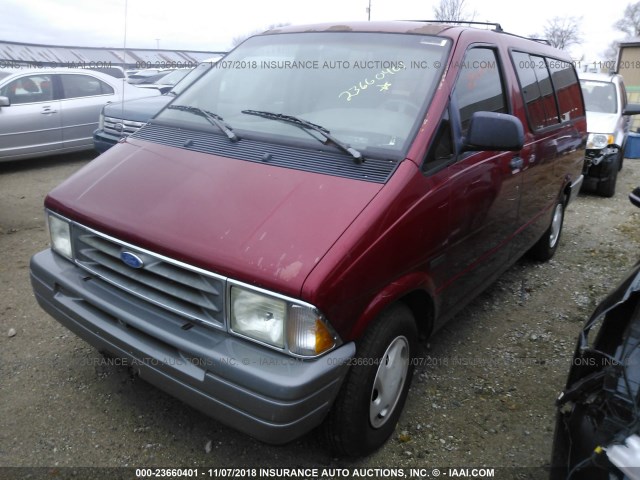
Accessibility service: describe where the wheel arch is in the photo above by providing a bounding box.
[401,289,435,341]
[347,273,436,342]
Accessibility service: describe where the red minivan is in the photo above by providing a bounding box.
[30,21,586,456]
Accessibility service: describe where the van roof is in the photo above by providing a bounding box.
[259,21,571,58]
[262,21,451,36]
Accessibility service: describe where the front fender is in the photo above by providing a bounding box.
[347,272,436,340]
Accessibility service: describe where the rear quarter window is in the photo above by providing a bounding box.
[512,52,560,130]
[548,59,583,121]
[512,52,583,130]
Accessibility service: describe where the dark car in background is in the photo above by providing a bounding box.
[135,68,193,93]
[93,59,219,152]
[126,68,172,84]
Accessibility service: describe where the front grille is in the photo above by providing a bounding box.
[103,116,146,137]
[72,225,225,328]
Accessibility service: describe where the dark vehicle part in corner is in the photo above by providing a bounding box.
[551,187,640,479]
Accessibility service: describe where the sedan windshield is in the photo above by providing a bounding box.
[154,31,451,158]
[580,80,618,114]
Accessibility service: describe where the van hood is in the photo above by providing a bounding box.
[586,111,619,136]
[45,139,383,297]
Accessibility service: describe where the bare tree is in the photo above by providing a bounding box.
[614,1,640,37]
[543,16,582,50]
[231,23,290,47]
[603,40,619,64]
[432,0,476,22]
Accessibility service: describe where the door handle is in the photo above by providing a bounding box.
[41,106,57,114]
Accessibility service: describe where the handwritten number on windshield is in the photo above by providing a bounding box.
[338,66,404,102]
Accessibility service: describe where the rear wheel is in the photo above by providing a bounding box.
[529,197,565,261]
[322,304,417,456]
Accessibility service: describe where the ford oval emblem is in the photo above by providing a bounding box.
[120,251,144,269]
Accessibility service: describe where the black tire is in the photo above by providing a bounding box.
[529,197,565,262]
[322,303,418,456]
[597,154,620,198]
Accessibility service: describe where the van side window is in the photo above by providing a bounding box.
[547,59,583,121]
[512,52,560,130]
[453,48,507,135]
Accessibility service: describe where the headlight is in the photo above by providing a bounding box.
[47,214,72,260]
[98,111,104,131]
[229,283,338,357]
[587,133,614,150]
[230,287,285,348]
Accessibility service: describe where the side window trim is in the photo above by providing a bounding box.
[449,94,464,155]
[535,55,561,126]
[422,104,458,175]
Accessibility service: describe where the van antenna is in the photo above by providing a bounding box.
[121,0,128,119]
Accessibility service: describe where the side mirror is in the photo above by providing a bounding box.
[463,111,524,152]
[0,96,10,107]
[630,187,640,208]
[623,103,640,116]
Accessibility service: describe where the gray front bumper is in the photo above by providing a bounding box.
[30,249,355,444]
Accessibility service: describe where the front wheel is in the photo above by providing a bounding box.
[322,304,418,456]
[529,197,565,262]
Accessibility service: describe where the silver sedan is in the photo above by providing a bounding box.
[0,68,160,162]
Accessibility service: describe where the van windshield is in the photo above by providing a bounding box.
[154,32,451,158]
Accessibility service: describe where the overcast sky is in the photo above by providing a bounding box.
[0,0,629,64]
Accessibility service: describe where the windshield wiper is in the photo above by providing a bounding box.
[241,109,363,163]
[167,105,238,142]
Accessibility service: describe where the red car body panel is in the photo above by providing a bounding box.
[44,26,586,341]
[45,138,384,301]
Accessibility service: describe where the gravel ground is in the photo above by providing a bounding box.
[2,152,640,479]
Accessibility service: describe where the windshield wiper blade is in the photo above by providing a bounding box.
[241,109,363,163]
[167,105,238,142]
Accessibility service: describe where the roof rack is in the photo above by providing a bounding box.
[528,37,551,45]
[403,20,556,46]
[404,20,503,32]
